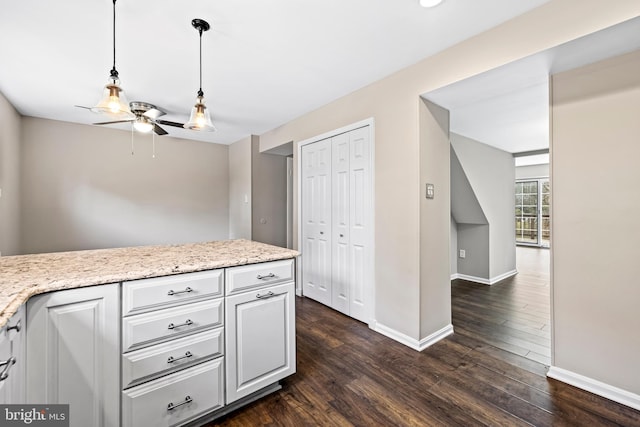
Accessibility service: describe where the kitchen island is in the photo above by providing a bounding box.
[0,239,299,426]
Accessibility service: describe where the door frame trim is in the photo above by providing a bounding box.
[296,117,376,328]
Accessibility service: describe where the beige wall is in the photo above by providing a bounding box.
[551,50,640,395]
[20,118,229,254]
[251,136,287,248]
[419,99,451,337]
[259,0,640,341]
[228,136,252,239]
[0,91,21,256]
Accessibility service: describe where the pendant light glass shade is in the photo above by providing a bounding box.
[92,75,134,119]
[185,94,215,131]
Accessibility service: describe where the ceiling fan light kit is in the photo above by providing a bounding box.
[91,0,134,119]
[133,116,154,133]
[184,18,216,132]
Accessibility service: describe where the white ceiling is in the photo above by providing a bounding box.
[0,0,551,145]
[424,16,640,154]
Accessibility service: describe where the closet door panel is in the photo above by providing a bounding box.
[332,133,350,315]
[301,139,332,306]
[349,127,371,322]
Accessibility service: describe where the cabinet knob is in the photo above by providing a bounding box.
[319,231,324,235]
[340,234,344,238]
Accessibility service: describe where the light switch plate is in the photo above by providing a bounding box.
[426,183,434,199]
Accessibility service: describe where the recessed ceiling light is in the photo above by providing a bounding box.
[420,0,443,7]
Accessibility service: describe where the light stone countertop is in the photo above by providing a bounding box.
[0,239,299,328]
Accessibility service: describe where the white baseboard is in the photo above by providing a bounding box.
[374,323,453,352]
[490,269,518,284]
[547,366,640,411]
[451,270,518,285]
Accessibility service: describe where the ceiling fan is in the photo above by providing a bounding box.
[90,101,186,136]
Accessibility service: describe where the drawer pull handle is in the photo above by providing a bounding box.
[257,273,275,280]
[7,320,21,333]
[0,357,16,382]
[167,287,193,296]
[168,319,193,330]
[167,396,192,411]
[167,351,193,364]
[256,291,276,300]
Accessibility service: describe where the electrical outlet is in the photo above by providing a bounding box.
[459,249,466,259]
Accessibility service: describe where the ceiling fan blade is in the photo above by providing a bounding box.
[93,119,135,125]
[143,108,165,120]
[156,119,185,128]
[153,124,169,136]
[75,105,92,110]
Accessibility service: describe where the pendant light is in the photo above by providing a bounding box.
[92,0,134,119]
[184,19,216,132]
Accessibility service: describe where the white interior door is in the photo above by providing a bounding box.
[300,121,373,325]
[301,139,332,305]
[348,127,370,322]
[331,132,350,315]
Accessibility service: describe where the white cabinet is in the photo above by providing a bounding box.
[0,306,25,404]
[225,266,296,404]
[122,359,224,427]
[121,270,226,427]
[15,257,296,424]
[301,125,372,323]
[26,284,120,427]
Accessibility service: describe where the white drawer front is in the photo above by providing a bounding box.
[122,328,224,389]
[225,259,295,295]
[122,359,224,427]
[123,270,223,316]
[123,299,223,352]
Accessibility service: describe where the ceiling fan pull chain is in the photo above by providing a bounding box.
[131,124,135,155]
[152,131,156,159]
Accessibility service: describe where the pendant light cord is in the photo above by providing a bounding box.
[110,0,119,80]
[198,28,203,97]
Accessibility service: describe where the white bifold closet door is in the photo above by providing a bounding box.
[301,126,370,323]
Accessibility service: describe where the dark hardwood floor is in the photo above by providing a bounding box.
[210,249,640,426]
[452,246,551,365]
